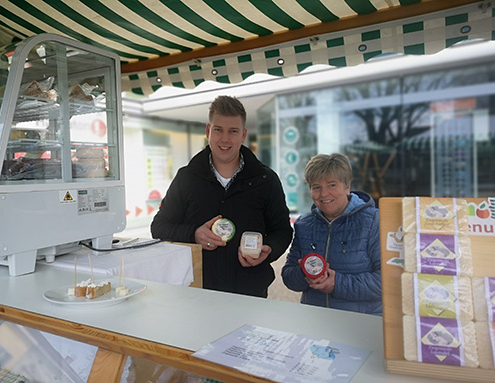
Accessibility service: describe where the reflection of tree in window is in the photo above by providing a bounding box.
[333,65,494,199]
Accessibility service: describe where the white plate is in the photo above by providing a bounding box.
[43,279,146,307]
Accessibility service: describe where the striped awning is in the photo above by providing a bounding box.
[0,0,490,94]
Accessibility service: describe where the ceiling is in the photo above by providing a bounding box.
[0,0,489,94]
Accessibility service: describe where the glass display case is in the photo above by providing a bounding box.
[0,34,126,276]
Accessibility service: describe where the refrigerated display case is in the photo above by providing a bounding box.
[0,34,126,276]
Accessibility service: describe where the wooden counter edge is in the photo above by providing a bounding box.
[384,358,494,383]
[0,304,270,383]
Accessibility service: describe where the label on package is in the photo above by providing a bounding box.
[244,235,259,250]
[417,317,464,366]
[416,233,459,275]
[414,273,459,318]
[415,197,458,233]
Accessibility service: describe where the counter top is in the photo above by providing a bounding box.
[0,264,453,382]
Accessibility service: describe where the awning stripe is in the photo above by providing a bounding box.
[319,0,358,18]
[140,0,231,45]
[204,0,273,36]
[0,6,44,36]
[251,0,305,30]
[3,0,145,60]
[119,0,216,48]
[76,0,189,52]
[171,0,244,41]
[271,0,322,26]
[370,0,402,9]
[345,0,377,14]
[14,0,151,60]
[225,0,287,32]
[295,0,339,23]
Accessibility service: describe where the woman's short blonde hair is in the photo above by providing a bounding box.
[304,153,352,188]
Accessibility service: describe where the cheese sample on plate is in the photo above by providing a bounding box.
[472,277,495,322]
[86,281,111,299]
[240,231,262,258]
[474,321,495,369]
[403,315,478,367]
[401,272,473,321]
[116,286,130,296]
[403,233,473,276]
[402,197,468,234]
[212,218,235,242]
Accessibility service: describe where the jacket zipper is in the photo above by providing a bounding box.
[325,222,332,308]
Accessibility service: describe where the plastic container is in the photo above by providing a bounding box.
[301,253,327,279]
[240,231,263,258]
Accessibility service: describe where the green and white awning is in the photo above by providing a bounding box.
[0,0,491,94]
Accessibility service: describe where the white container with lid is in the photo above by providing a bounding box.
[240,231,263,259]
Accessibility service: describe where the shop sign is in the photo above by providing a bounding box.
[467,198,495,236]
[284,150,299,166]
[286,173,299,188]
[283,126,299,144]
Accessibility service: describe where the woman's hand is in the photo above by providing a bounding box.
[298,260,336,293]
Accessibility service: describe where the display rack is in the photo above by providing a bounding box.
[379,197,494,382]
[0,33,126,276]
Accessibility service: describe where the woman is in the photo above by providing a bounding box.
[282,153,382,315]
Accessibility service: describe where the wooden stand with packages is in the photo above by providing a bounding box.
[379,197,494,383]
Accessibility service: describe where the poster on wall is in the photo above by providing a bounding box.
[144,145,172,217]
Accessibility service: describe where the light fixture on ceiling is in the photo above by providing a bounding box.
[277,58,285,65]
[479,0,491,13]
[460,25,471,34]
[358,44,367,52]
[309,36,319,46]
[212,69,218,75]
[156,77,162,83]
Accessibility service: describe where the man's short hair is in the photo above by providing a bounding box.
[209,95,247,126]
[304,153,353,188]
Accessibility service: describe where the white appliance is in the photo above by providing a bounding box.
[0,34,126,276]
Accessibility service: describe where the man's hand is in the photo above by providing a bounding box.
[238,245,271,267]
[195,215,227,250]
[297,260,336,294]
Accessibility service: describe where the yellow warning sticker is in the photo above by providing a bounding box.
[59,190,77,204]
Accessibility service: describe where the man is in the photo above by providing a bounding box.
[151,95,293,298]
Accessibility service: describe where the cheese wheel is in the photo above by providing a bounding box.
[403,233,472,276]
[403,315,478,367]
[402,197,468,234]
[212,218,235,242]
[475,321,495,369]
[401,272,473,321]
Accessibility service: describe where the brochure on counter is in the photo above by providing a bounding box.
[192,324,370,383]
